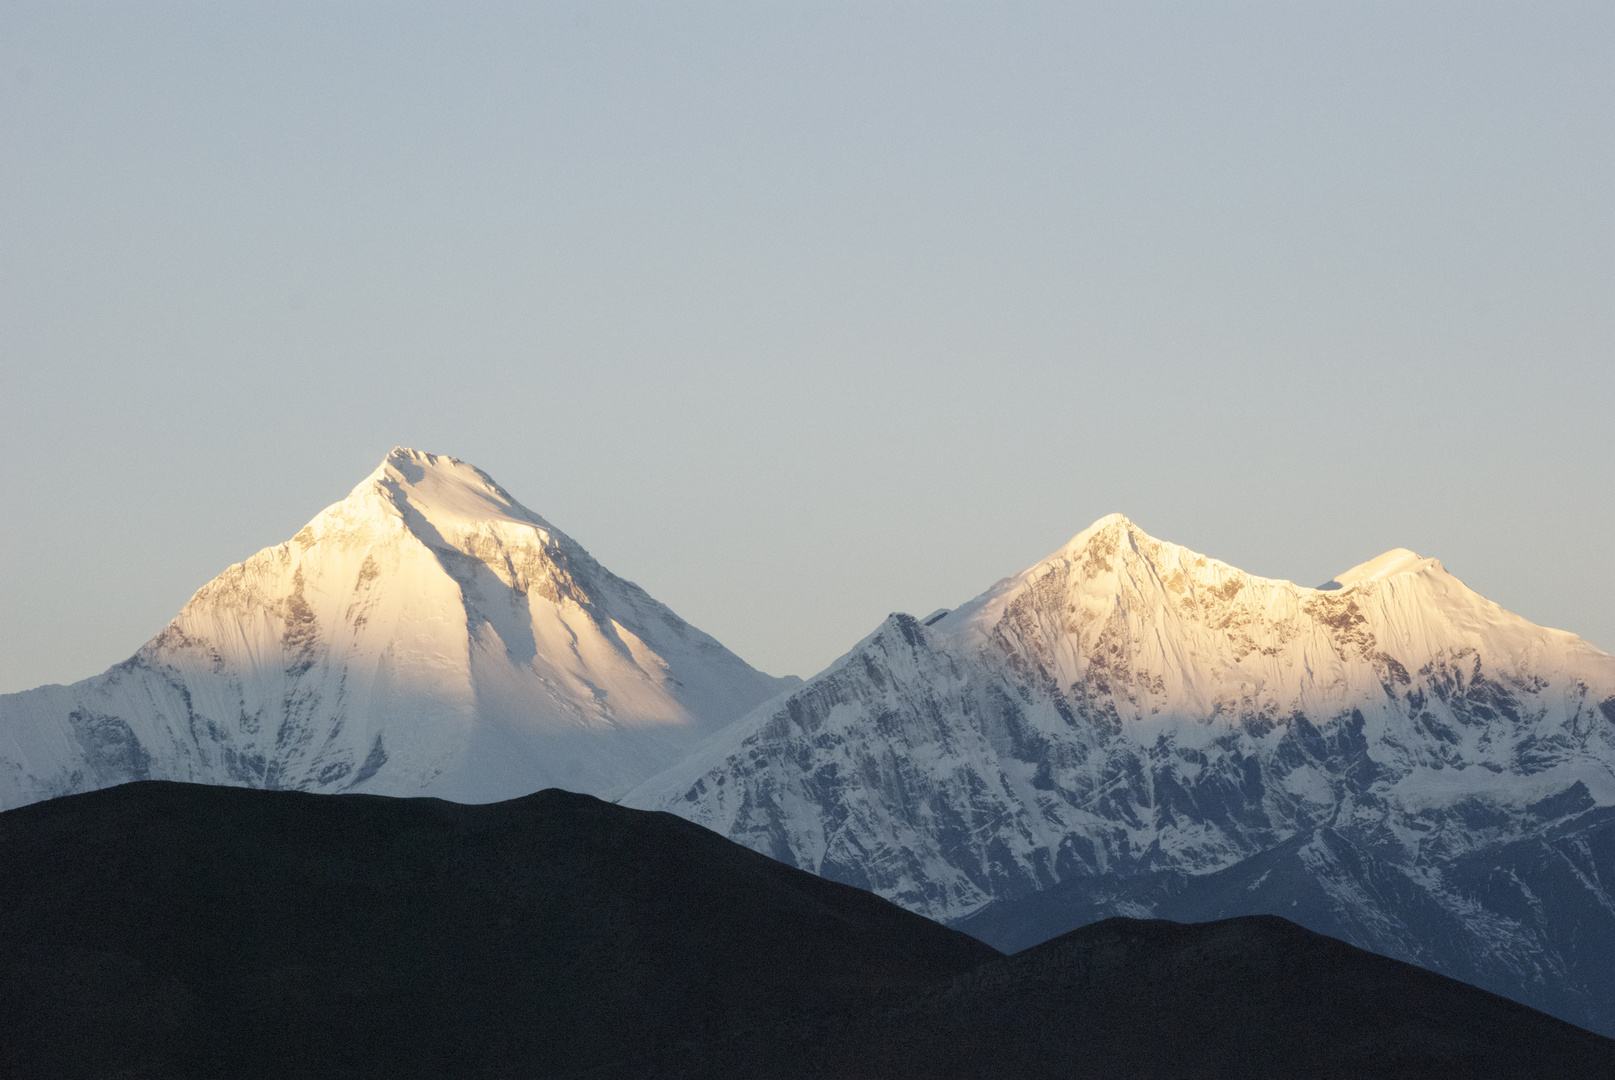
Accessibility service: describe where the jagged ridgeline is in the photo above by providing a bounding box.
[0,449,797,808]
[626,514,1615,1035]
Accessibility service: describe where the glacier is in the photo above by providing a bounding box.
[625,513,1615,1033]
[0,448,797,808]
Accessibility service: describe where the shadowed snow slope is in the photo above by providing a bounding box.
[625,513,1615,1033]
[0,449,796,807]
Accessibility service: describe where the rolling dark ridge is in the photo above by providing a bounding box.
[0,780,993,1079]
[2,782,1612,1080]
[599,917,1615,1080]
[951,809,1615,1038]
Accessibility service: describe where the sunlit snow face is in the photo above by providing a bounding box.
[0,449,796,810]
[630,508,1615,929]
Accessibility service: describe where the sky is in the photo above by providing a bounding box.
[1,1,1611,691]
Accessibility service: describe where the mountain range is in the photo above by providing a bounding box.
[3,448,1613,1037]
[625,513,1615,1033]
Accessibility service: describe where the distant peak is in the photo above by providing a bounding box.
[1052,513,1156,555]
[1063,513,1137,549]
[1324,548,1440,590]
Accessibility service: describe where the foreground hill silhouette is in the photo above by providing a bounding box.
[2,783,1611,1079]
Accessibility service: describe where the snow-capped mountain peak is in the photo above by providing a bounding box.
[308,447,621,630]
[628,511,1614,924]
[362,447,552,531]
[625,512,1615,1028]
[0,449,796,810]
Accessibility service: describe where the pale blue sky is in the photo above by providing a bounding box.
[2,2,1611,690]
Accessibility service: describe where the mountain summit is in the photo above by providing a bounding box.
[626,513,1615,1032]
[0,449,796,808]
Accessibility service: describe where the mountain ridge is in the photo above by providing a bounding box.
[626,512,1615,1032]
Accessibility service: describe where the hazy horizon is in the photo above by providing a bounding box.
[3,2,1611,692]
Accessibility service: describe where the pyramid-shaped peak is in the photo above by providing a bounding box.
[1057,513,1198,568]
[1062,513,1139,550]
[354,447,551,532]
[1087,511,1135,532]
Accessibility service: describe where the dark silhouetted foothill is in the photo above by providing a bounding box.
[2,781,1611,1079]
